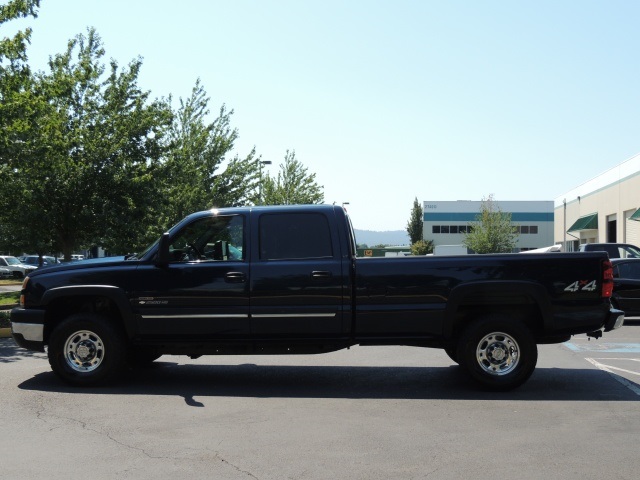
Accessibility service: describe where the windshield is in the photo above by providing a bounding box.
[4,257,20,265]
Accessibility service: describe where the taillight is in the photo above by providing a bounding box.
[602,259,614,298]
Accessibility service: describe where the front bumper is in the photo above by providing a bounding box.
[10,307,46,352]
[604,308,625,332]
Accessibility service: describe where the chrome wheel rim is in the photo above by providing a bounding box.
[475,331,519,376]
[63,330,105,372]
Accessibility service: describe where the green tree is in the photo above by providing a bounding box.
[411,239,434,255]
[406,197,423,244]
[161,79,261,226]
[462,194,518,253]
[0,28,172,258]
[261,150,324,205]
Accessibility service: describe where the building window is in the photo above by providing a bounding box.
[530,226,538,234]
[432,226,440,234]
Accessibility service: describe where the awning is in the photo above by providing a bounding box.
[567,213,598,232]
[629,208,640,221]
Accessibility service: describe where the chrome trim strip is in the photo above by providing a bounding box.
[141,314,249,319]
[252,313,337,318]
[11,322,44,342]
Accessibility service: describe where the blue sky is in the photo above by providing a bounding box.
[7,1,640,231]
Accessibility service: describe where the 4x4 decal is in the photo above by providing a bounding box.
[564,280,597,292]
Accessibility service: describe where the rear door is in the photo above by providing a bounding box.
[249,210,348,337]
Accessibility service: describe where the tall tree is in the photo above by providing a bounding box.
[406,197,423,244]
[0,28,172,258]
[0,0,41,253]
[261,150,324,205]
[161,79,260,226]
[462,194,518,253]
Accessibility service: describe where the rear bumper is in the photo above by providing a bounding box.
[10,307,45,352]
[604,308,625,332]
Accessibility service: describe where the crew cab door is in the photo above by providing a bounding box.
[249,210,347,337]
[131,214,250,338]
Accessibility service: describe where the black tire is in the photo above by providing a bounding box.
[456,314,538,391]
[48,313,127,387]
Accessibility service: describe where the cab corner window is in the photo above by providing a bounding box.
[260,213,333,260]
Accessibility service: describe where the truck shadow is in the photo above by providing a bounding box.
[17,359,640,402]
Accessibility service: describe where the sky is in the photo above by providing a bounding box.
[6,0,640,231]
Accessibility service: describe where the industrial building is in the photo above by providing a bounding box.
[554,153,640,251]
[423,200,554,252]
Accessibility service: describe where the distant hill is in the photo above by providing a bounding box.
[354,229,410,247]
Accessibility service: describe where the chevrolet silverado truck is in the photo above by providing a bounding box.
[11,205,624,390]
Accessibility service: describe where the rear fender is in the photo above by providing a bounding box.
[443,281,553,338]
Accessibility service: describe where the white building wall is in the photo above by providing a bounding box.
[554,152,640,250]
[423,200,554,251]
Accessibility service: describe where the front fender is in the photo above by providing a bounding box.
[41,285,137,338]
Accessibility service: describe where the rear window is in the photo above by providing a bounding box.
[259,213,333,260]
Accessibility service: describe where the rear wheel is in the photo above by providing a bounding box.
[456,314,538,391]
[48,313,127,386]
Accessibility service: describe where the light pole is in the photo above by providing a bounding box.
[259,160,272,205]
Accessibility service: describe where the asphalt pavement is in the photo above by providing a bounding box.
[1,325,638,480]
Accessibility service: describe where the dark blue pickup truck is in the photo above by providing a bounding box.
[11,204,624,390]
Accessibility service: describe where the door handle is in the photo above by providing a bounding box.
[225,272,246,283]
[311,271,332,278]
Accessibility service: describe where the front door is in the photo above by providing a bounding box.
[131,214,250,338]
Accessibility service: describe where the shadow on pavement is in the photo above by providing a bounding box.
[0,337,46,363]
[16,357,640,403]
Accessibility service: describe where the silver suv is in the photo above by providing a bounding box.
[0,255,38,278]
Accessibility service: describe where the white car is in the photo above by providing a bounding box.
[0,266,12,278]
[0,255,38,278]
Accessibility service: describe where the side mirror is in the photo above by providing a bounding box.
[156,233,171,265]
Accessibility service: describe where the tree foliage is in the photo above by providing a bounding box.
[406,197,423,244]
[161,79,260,227]
[411,239,434,255]
[1,8,325,258]
[262,150,324,205]
[0,28,172,257]
[462,194,518,253]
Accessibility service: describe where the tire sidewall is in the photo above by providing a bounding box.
[48,313,126,386]
[457,315,538,391]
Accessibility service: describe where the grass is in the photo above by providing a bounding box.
[0,291,20,306]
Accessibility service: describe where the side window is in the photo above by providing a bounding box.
[260,213,333,260]
[169,215,244,262]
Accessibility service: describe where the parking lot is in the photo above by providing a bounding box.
[1,323,639,480]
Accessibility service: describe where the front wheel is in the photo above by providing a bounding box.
[456,315,538,391]
[48,313,127,386]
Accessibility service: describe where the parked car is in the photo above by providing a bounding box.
[579,243,640,258]
[611,258,640,317]
[0,256,37,278]
[21,255,61,268]
[0,266,12,278]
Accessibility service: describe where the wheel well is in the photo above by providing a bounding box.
[450,302,543,341]
[43,295,124,344]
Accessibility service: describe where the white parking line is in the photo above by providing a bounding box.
[586,358,640,396]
